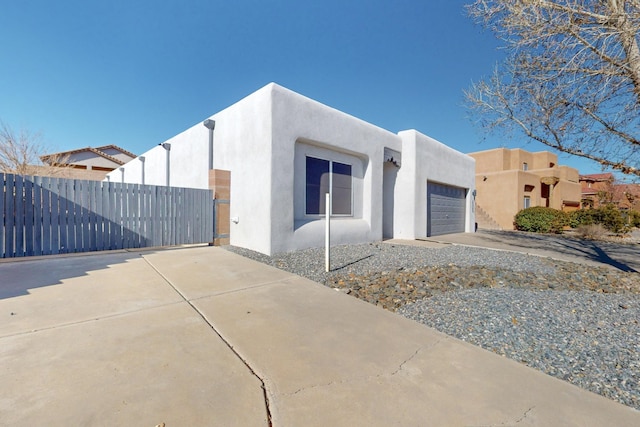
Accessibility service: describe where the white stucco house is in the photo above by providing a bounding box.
[107,83,475,255]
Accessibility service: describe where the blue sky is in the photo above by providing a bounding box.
[0,0,607,174]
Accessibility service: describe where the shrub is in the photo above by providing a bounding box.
[575,224,608,240]
[628,210,640,228]
[568,209,597,228]
[514,207,568,233]
[570,205,632,234]
[595,204,628,234]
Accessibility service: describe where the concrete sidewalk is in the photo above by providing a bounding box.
[1,246,638,426]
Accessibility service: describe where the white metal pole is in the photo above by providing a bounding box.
[325,192,331,272]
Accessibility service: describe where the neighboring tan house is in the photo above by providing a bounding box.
[40,145,136,181]
[107,83,476,256]
[469,148,581,230]
[580,173,640,211]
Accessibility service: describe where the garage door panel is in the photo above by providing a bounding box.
[427,182,466,237]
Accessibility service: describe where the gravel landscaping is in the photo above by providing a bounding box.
[224,241,640,410]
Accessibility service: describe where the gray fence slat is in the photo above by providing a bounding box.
[56,179,66,253]
[130,184,139,248]
[170,187,177,246]
[72,180,82,252]
[160,186,168,246]
[5,174,15,257]
[14,175,24,257]
[161,187,168,246]
[80,180,90,252]
[66,178,74,253]
[39,177,50,255]
[101,180,110,250]
[138,184,146,247]
[75,180,83,252]
[87,181,96,251]
[150,186,158,246]
[0,174,5,257]
[120,184,129,249]
[81,180,89,251]
[94,181,102,251]
[50,178,59,255]
[205,193,212,243]
[122,183,129,248]
[24,178,34,256]
[196,191,202,243]
[190,191,196,243]
[122,184,130,248]
[60,178,70,253]
[174,189,180,244]
[113,183,121,249]
[127,184,136,248]
[57,177,68,254]
[64,179,75,253]
[107,182,115,250]
[92,181,101,251]
[42,177,52,255]
[32,176,43,256]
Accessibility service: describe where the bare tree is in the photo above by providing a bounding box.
[466,0,640,178]
[0,121,70,176]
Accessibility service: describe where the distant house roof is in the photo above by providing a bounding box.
[579,173,614,182]
[40,145,136,169]
[95,144,137,159]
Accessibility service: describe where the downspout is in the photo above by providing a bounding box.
[138,156,145,185]
[203,119,216,170]
[162,143,171,186]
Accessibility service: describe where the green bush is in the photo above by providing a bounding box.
[630,210,640,228]
[570,205,631,234]
[595,204,628,234]
[568,209,597,228]
[514,207,568,233]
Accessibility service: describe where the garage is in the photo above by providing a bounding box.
[427,182,466,237]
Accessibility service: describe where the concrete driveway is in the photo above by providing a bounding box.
[430,229,640,272]
[1,246,639,426]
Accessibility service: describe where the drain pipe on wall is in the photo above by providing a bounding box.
[161,143,171,186]
[325,193,331,272]
[203,119,216,169]
[138,156,145,185]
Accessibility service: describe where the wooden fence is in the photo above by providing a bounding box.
[0,173,214,258]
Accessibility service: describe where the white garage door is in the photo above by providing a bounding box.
[427,182,466,237]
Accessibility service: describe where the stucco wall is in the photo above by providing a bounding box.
[395,130,476,239]
[269,84,402,254]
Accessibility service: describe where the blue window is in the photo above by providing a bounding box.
[305,156,352,215]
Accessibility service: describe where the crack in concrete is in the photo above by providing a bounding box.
[471,406,536,427]
[186,279,287,302]
[0,300,185,339]
[387,338,447,376]
[286,342,442,397]
[143,257,273,427]
[513,406,535,424]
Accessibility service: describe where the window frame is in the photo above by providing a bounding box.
[523,195,531,209]
[304,155,353,217]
